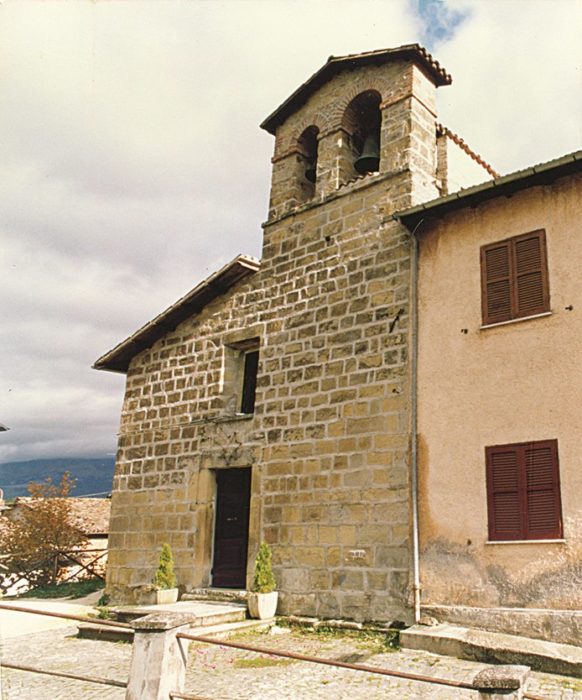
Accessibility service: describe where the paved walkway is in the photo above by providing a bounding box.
[1,621,581,699]
[0,598,98,639]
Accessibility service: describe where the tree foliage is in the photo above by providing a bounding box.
[153,542,177,589]
[0,472,87,590]
[252,542,276,593]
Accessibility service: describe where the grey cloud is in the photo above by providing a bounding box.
[1,0,578,462]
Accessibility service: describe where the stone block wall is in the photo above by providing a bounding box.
[106,281,267,600]
[258,179,414,621]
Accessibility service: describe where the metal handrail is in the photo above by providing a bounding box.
[0,603,551,699]
[176,631,477,691]
[0,661,127,688]
[0,601,131,692]
[0,602,131,629]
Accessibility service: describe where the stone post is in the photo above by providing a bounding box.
[472,665,530,699]
[125,612,192,700]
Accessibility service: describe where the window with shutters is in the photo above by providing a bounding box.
[485,440,563,541]
[481,229,550,325]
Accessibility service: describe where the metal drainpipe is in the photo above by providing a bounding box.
[410,227,421,624]
[394,214,423,623]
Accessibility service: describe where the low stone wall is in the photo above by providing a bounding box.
[422,604,582,647]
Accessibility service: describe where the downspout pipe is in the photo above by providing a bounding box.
[393,214,423,623]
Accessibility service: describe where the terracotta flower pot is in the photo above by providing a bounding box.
[247,591,278,619]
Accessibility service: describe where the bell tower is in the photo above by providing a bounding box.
[261,45,451,225]
[253,46,452,621]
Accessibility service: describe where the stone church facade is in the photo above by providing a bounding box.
[95,46,492,621]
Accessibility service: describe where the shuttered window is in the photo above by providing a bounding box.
[481,230,550,325]
[485,440,563,541]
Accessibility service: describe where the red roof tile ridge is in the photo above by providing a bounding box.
[437,123,499,178]
[326,44,451,84]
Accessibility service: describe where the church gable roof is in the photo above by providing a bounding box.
[93,255,260,374]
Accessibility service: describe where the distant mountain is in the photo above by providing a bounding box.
[0,457,116,500]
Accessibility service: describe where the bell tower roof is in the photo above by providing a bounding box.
[260,44,452,135]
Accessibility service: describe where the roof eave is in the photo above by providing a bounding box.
[93,255,260,374]
[395,150,582,231]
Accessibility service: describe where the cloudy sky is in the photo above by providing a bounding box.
[1,0,580,464]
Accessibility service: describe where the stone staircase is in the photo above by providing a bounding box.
[78,595,250,642]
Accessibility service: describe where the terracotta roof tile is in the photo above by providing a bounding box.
[437,123,499,178]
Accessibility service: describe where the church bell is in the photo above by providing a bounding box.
[354,134,380,174]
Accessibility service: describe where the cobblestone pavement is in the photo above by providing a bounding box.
[1,625,581,699]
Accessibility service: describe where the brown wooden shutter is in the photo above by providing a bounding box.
[486,439,563,541]
[481,229,549,325]
[481,242,513,324]
[513,230,549,318]
[486,445,523,540]
[524,440,562,539]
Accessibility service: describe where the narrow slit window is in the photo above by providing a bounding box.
[240,349,259,414]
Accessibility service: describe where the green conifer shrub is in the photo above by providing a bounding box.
[252,542,276,593]
[153,543,177,589]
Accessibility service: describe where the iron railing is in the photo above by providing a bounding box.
[0,602,550,699]
[0,601,129,690]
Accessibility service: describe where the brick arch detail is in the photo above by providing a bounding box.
[290,112,332,145]
[326,78,391,133]
[274,112,331,160]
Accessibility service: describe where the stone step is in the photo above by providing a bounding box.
[111,600,247,626]
[400,622,582,678]
[78,623,133,643]
[181,588,248,604]
[77,615,271,643]
[420,603,581,647]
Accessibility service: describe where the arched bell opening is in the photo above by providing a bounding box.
[342,91,382,177]
[297,125,319,201]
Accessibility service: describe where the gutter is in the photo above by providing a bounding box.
[397,150,581,230]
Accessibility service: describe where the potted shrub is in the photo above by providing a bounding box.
[247,542,278,619]
[153,542,178,605]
